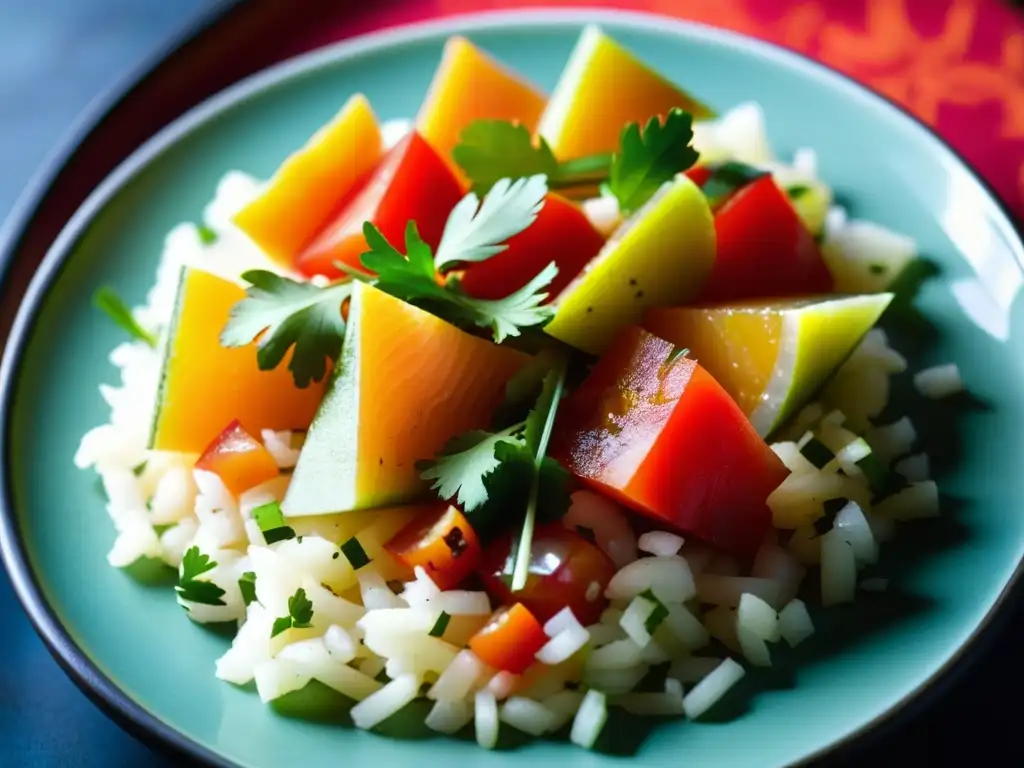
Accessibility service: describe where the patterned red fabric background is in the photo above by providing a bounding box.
[279,0,1024,221]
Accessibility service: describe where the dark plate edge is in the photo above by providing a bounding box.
[0,8,1021,768]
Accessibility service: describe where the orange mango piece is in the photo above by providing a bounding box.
[538,25,714,161]
[150,268,326,453]
[233,94,383,267]
[416,36,547,178]
[195,419,280,497]
[283,282,530,516]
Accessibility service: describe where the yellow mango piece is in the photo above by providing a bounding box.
[233,94,383,267]
[644,294,894,437]
[416,36,547,178]
[544,174,716,356]
[150,268,326,452]
[283,282,530,516]
[538,25,714,161]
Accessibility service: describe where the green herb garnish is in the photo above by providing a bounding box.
[340,537,371,570]
[813,497,849,537]
[699,160,768,207]
[239,571,258,606]
[176,546,226,607]
[197,224,219,245]
[220,270,352,388]
[93,287,157,348]
[800,437,834,470]
[868,264,888,276]
[252,501,296,544]
[639,588,670,634]
[271,587,315,638]
[429,612,451,638]
[786,184,811,200]
[419,425,527,511]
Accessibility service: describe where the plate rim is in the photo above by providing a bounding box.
[2,8,1023,767]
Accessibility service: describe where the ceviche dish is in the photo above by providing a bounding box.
[78,26,964,752]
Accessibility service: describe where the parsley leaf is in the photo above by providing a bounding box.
[452,121,560,195]
[93,287,157,348]
[510,359,568,590]
[434,175,548,270]
[419,425,526,511]
[220,270,351,388]
[239,572,258,606]
[271,587,315,638]
[176,546,226,607]
[607,108,699,214]
[361,221,449,305]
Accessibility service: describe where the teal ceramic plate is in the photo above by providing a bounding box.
[2,9,1023,768]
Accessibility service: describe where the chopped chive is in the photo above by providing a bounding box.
[814,497,849,537]
[132,461,148,477]
[639,588,670,634]
[93,287,157,348]
[665,345,690,367]
[786,184,811,200]
[869,263,887,275]
[239,571,257,606]
[253,501,296,543]
[197,223,218,244]
[340,537,371,570]
[429,611,452,638]
[800,437,834,470]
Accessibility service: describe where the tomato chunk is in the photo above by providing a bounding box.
[552,326,790,554]
[479,524,616,626]
[458,194,606,301]
[384,504,482,590]
[195,419,280,497]
[469,603,548,674]
[296,131,464,279]
[697,175,833,302]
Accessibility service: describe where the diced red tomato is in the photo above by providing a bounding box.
[697,175,832,302]
[195,419,280,497]
[384,504,482,590]
[296,131,464,279]
[684,166,712,187]
[551,326,790,555]
[457,193,606,301]
[479,524,616,626]
[469,603,548,674]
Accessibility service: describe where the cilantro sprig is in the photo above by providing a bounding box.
[93,287,157,348]
[452,108,699,214]
[176,546,226,607]
[271,587,315,638]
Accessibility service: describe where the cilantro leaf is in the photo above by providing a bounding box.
[93,287,157,348]
[452,121,559,195]
[607,108,699,214]
[271,587,315,637]
[419,425,525,511]
[434,175,548,270]
[362,224,557,344]
[220,270,351,388]
[176,546,226,607]
[458,261,558,343]
[239,572,258,606]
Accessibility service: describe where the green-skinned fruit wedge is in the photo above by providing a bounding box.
[644,293,894,437]
[537,24,714,161]
[282,281,529,516]
[543,174,716,356]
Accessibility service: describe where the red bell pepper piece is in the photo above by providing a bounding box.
[697,175,832,303]
[469,603,549,675]
[458,193,606,301]
[552,326,790,555]
[195,419,280,497]
[384,504,482,590]
[296,131,464,279]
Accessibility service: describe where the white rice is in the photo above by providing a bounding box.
[914,363,965,399]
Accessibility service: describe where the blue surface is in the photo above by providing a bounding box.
[0,2,205,764]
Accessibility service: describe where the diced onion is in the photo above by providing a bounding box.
[543,690,585,732]
[536,624,590,665]
[695,575,781,609]
[866,417,917,465]
[425,699,473,735]
[606,556,695,603]
[737,625,772,667]
[914,363,964,399]
[543,607,582,637]
[668,656,722,683]
[820,529,857,607]
[682,658,745,719]
[570,690,608,749]
[619,594,659,647]
[737,593,780,642]
[350,674,419,730]
[582,664,648,694]
[662,602,710,650]
[834,501,878,565]
[875,481,940,520]
[323,625,357,663]
[500,696,559,736]
[894,453,930,482]
[585,622,622,647]
[587,638,645,670]
[475,691,500,749]
[778,599,815,647]
[637,531,685,556]
[484,670,517,701]
[428,649,490,702]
